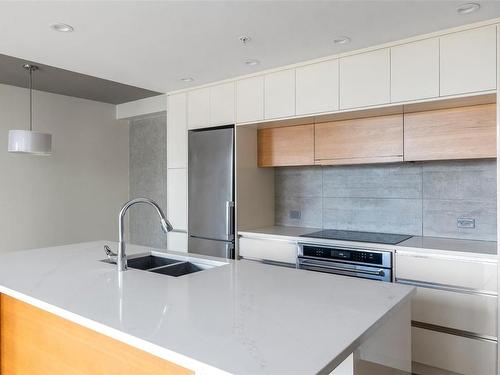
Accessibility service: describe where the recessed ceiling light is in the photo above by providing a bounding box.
[50,23,74,33]
[239,35,252,45]
[244,59,260,66]
[333,36,351,45]
[180,77,194,82]
[457,3,480,14]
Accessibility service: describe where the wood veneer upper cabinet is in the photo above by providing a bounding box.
[258,124,314,167]
[404,104,496,161]
[315,114,403,165]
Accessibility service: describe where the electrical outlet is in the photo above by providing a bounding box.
[289,210,301,219]
[457,217,475,229]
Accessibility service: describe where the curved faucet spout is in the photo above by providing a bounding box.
[118,198,173,272]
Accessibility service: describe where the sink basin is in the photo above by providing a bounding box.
[127,255,179,270]
[151,262,207,277]
[102,251,226,277]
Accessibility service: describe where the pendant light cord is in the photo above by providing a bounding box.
[29,66,33,132]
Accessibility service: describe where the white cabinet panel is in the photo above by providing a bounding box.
[167,93,187,168]
[396,252,497,292]
[187,87,210,129]
[412,327,497,375]
[210,82,235,126]
[239,237,297,264]
[167,231,188,253]
[236,76,264,123]
[296,59,339,115]
[329,354,353,375]
[167,168,187,230]
[340,48,390,109]
[440,25,497,96]
[264,69,296,119]
[410,286,497,336]
[391,39,439,102]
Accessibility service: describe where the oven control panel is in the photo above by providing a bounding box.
[301,245,385,265]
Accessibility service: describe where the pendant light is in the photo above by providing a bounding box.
[8,64,52,155]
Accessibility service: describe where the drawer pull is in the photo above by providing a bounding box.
[412,320,498,344]
[396,278,497,297]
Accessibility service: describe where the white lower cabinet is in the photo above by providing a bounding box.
[238,236,297,264]
[412,286,497,337]
[395,251,498,375]
[412,327,497,375]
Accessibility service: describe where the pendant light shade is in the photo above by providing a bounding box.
[8,64,52,155]
[8,130,52,155]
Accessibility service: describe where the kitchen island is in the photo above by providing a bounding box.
[0,241,414,374]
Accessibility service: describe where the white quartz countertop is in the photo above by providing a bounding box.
[0,241,414,375]
[238,226,497,259]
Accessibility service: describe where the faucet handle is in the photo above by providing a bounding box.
[104,245,118,263]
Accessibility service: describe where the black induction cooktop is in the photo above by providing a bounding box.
[300,229,412,245]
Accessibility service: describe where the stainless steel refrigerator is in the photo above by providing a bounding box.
[188,126,235,259]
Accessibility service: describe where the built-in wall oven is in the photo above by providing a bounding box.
[297,243,393,282]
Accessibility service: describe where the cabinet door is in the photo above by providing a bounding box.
[440,25,497,96]
[239,237,298,264]
[296,60,339,115]
[210,82,235,126]
[340,48,390,109]
[391,39,439,102]
[167,168,187,231]
[187,87,210,129]
[264,69,295,119]
[404,104,496,161]
[315,114,403,165]
[236,76,264,123]
[167,231,188,252]
[258,124,314,167]
[412,326,497,375]
[167,93,187,168]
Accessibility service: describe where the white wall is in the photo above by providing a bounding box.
[0,83,129,253]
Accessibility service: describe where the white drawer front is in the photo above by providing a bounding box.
[239,237,297,264]
[396,253,497,292]
[412,326,497,375]
[410,286,497,337]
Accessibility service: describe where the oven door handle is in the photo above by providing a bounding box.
[299,259,386,277]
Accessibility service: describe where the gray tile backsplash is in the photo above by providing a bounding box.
[129,114,167,248]
[323,197,422,235]
[275,159,497,241]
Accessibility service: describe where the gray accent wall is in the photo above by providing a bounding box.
[129,114,168,248]
[275,160,496,241]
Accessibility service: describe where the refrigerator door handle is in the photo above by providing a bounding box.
[225,201,235,241]
[225,241,235,259]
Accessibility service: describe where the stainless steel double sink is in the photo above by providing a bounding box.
[103,251,226,277]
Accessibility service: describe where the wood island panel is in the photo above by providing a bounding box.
[0,294,193,375]
[258,124,314,167]
[404,103,496,161]
[315,114,404,165]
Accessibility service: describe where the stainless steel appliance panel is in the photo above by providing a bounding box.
[189,236,234,259]
[188,127,234,242]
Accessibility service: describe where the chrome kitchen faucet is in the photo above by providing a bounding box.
[107,198,173,272]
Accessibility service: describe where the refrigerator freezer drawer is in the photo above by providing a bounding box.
[189,236,234,259]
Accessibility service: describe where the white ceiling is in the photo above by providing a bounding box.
[1,1,500,95]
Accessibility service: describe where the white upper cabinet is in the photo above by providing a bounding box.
[264,69,296,119]
[340,48,390,109]
[236,76,264,124]
[187,87,210,129]
[296,59,339,115]
[210,82,235,126]
[391,39,439,102]
[440,25,497,96]
[167,93,187,168]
